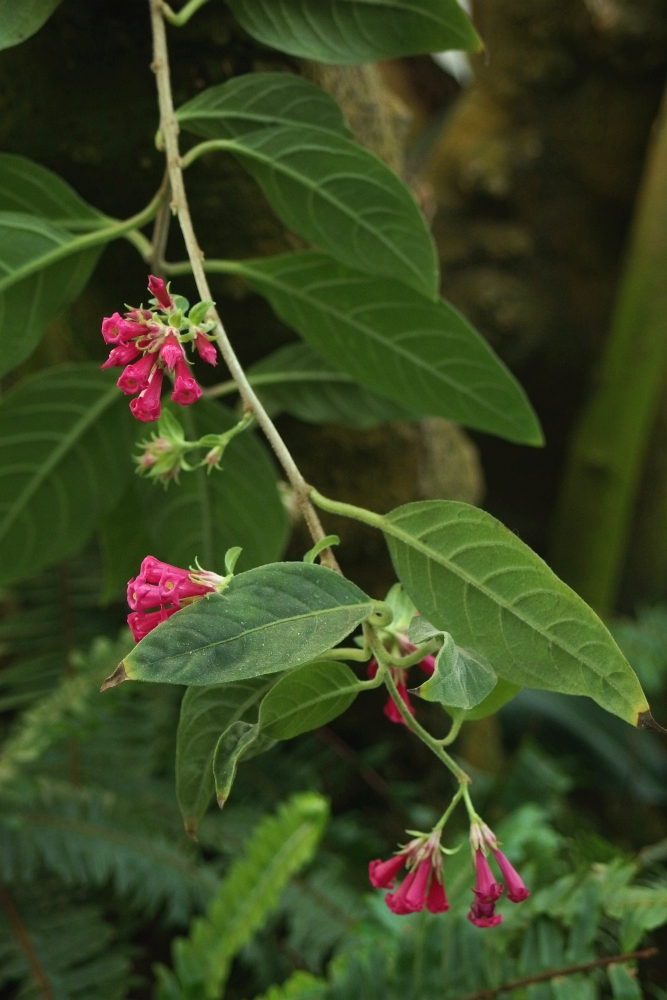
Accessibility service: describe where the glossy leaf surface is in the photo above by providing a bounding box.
[258,660,361,739]
[0,365,133,586]
[384,501,650,725]
[0,153,104,227]
[0,212,101,375]
[0,0,60,51]
[177,72,351,140]
[225,0,480,64]
[176,677,280,833]
[234,252,542,444]
[414,633,497,711]
[222,128,438,298]
[122,563,374,686]
[247,342,415,427]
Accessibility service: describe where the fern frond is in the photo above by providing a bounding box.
[256,971,327,1000]
[0,780,217,924]
[0,878,131,1000]
[160,792,329,999]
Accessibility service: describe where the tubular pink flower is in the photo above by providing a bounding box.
[148,274,174,310]
[368,853,407,889]
[118,352,156,396]
[117,318,149,341]
[195,331,218,366]
[468,906,503,928]
[101,312,125,344]
[385,867,419,914]
[171,356,202,406]
[492,850,530,903]
[160,331,184,370]
[127,606,178,642]
[426,874,449,913]
[101,342,141,368]
[403,858,432,911]
[129,366,164,422]
[473,849,504,902]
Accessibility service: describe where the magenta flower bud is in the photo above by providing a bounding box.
[426,874,449,913]
[148,274,173,310]
[385,867,419,914]
[117,353,155,396]
[101,342,141,369]
[171,356,202,406]
[129,367,164,423]
[195,331,217,366]
[101,312,125,344]
[419,654,436,675]
[492,850,529,903]
[125,307,154,322]
[159,331,184,370]
[473,849,504,902]
[369,853,407,889]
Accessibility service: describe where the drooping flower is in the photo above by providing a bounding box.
[129,366,164,422]
[367,654,435,725]
[476,821,530,904]
[172,355,202,406]
[148,274,174,310]
[195,331,217,366]
[160,330,185,370]
[117,352,156,395]
[468,849,504,928]
[126,555,226,642]
[369,830,449,915]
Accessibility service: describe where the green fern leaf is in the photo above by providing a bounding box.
[256,970,327,1000]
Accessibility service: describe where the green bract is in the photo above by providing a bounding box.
[120,563,375,687]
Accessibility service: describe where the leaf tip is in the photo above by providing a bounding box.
[100,662,129,692]
[217,793,227,810]
[184,821,199,842]
[637,708,667,733]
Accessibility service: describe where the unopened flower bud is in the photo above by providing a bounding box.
[195,331,217,366]
[148,274,173,310]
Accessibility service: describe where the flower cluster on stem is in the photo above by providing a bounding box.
[369,828,449,914]
[101,275,218,422]
[467,815,530,927]
[126,555,227,641]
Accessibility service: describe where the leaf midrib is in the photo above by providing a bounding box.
[0,383,120,546]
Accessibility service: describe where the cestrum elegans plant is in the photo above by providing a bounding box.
[0,0,662,955]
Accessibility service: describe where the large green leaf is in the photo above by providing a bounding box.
[225,0,480,64]
[177,72,351,140]
[197,128,438,299]
[258,660,361,739]
[0,0,60,51]
[0,364,133,586]
[382,500,650,725]
[231,252,542,444]
[0,153,105,228]
[247,342,415,427]
[118,562,374,686]
[413,632,497,711]
[0,212,101,375]
[176,677,279,834]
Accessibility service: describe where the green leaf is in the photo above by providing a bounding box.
[176,677,280,834]
[607,963,642,1000]
[233,252,542,444]
[258,660,361,739]
[0,0,61,51]
[206,128,438,298]
[0,153,105,227]
[0,212,102,375]
[458,678,521,720]
[412,632,497,711]
[142,400,289,571]
[382,500,650,725]
[0,364,133,586]
[256,971,327,1000]
[119,562,374,686]
[212,720,269,807]
[247,342,416,428]
[169,793,328,997]
[224,0,481,64]
[177,72,352,140]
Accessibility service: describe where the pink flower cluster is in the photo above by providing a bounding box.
[369,819,529,927]
[367,634,435,724]
[101,276,218,422]
[127,555,223,641]
[369,831,449,914]
[467,822,530,927]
